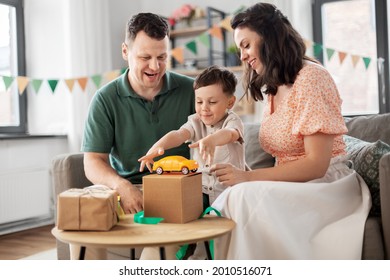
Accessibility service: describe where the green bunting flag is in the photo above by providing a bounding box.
[91,74,102,88]
[2,76,14,90]
[47,79,59,93]
[326,48,335,61]
[31,79,43,93]
[185,41,197,55]
[313,43,323,57]
[198,32,210,48]
[363,57,371,69]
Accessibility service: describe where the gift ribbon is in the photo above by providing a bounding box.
[176,206,222,260]
[133,211,164,224]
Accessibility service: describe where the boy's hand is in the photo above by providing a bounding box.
[189,138,216,166]
[138,147,165,172]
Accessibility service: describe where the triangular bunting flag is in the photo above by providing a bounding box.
[351,55,360,67]
[2,76,14,90]
[31,79,43,94]
[338,52,347,64]
[219,17,233,32]
[313,43,323,57]
[91,74,102,88]
[16,76,29,95]
[362,57,371,69]
[65,79,76,92]
[232,5,246,15]
[303,39,313,50]
[326,48,335,61]
[105,70,120,82]
[171,47,184,64]
[77,77,88,91]
[198,32,210,48]
[48,79,59,93]
[185,41,197,55]
[209,25,223,41]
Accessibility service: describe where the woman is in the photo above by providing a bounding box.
[210,3,371,259]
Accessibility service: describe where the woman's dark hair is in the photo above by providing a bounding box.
[125,13,169,43]
[231,3,315,101]
[194,65,237,96]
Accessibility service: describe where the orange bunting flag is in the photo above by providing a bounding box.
[77,77,88,91]
[64,79,76,92]
[171,47,184,64]
[303,39,313,49]
[338,51,347,64]
[16,76,29,95]
[105,70,120,82]
[351,55,360,68]
[219,16,233,32]
[209,25,223,41]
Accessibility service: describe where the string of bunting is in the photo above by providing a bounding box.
[0,6,374,96]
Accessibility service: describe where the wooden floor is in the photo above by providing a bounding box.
[0,224,56,260]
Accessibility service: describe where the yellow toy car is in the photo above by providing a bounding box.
[152,155,198,175]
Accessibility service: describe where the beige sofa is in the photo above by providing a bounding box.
[51,113,390,259]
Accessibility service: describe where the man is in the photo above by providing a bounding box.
[82,13,195,214]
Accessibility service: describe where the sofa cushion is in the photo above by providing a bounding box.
[244,123,275,169]
[345,113,390,144]
[344,135,390,217]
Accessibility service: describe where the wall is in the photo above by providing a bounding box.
[0,136,68,234]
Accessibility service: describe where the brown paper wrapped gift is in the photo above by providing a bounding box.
[57,185,118,231]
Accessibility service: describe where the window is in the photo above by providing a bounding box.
[312,0,389,115]
[0,0,26,133]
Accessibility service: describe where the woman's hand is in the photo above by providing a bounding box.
[210,163,248,186]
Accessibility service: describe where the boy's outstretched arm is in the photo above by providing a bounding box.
[138,128,191,172]
[189,128,241,166]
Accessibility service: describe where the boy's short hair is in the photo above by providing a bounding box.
[125,13,169,43]
[194,65,237,96]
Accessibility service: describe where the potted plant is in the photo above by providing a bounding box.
[226,44,241,66]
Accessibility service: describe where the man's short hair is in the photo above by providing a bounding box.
[125,13,169,43]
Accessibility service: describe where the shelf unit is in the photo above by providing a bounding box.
[170,6,228,69]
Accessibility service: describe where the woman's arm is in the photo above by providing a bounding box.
[211,133,334,186]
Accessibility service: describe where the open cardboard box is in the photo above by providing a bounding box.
[143,173,202,223]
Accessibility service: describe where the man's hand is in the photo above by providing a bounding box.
[115,181,143,214]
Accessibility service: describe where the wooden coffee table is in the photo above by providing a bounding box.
[51,214,235,260]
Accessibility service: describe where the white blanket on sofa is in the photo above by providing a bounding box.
[212,157,371,260]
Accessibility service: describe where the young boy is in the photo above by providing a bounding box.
[139,65,245,206]
[138,65,245,259]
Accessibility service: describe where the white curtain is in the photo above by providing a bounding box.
[63,0,112,152]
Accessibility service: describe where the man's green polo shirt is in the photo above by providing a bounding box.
[82,69,195,184]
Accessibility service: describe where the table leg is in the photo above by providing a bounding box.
[159,247,166,260]
[79,246,86,260]
[130,248,136,260]
[204,241,212,260]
